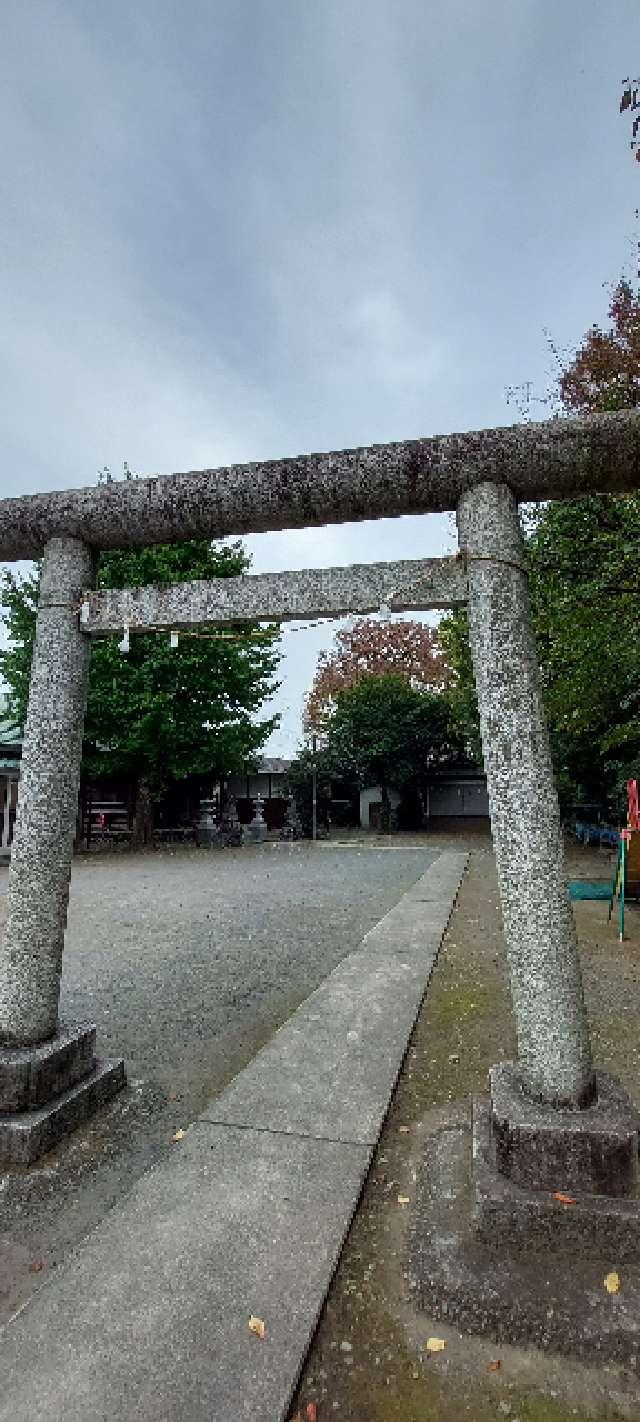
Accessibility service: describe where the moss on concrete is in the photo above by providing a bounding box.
[429,980,490,1027]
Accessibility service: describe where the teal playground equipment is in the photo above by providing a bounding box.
[568,780,640,941]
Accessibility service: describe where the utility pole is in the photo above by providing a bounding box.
[311,733,317,842]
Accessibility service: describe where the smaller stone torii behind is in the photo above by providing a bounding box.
[0,412,639,1266]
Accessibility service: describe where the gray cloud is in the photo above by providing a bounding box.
[1,0,638,749]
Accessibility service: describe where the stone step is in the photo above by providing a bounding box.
[0,1021,97,1113]
[0,1058,125,1165]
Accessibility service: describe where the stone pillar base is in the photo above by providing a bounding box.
[242,822,268,845]
[409,1115,640,1364]
[0,1022,125,1165]
[471,1061,640,1255]
[490,1061,639,1197]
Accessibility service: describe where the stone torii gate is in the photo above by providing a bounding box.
[0,412,639,1226]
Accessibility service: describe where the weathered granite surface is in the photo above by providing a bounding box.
[0,537,96,1045]
[0,1057,125,1165]
[80,555,468,634]
[409,1116,640,1361]
[472,1098,640,1257]
[0,1021,96,1112]
[0,410,639,558]
[457,482,594,1108]
[490,1061,640,1196]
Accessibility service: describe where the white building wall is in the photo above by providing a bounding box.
[359,785,401,829]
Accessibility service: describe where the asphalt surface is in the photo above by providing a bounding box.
[0,855,466,1422]
[0,841,434,1322]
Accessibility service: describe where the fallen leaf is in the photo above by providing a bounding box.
[306,1405,318,1421]
[604,1271,620,1294]
[553,1192,576,1205]
[248,1314,266,1340]
[487,1359,501,1372]
[425,1337,446,1353]
[398,1125,410,1134]
[28,1260,44,1274]
[172,1129,186,1142]
[397,1195,410,1205]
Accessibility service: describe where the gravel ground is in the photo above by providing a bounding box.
[0,839,435,1324]
[290,837,640,1422]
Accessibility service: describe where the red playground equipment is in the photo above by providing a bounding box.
[608,779,640,940]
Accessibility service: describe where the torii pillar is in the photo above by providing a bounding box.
[0,537,124,1164]
[457,483,639,1209]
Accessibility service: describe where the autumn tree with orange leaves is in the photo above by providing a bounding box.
[559,279,640,412]
[526,274,640,812]
[305,618,451,732]
[442,273,640,813]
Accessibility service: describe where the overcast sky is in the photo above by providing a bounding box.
[1,1,638,751]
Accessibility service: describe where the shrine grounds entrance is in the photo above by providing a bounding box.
[4,411,640,1128]
[1,410,640,1393]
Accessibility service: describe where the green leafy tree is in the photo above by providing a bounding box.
[437,608,481,764]
[441,277,640,818]
[286,746,335,838]
[527,493,640,812]
[0,567,40,725]
[1,525,281,838]
[525,278,640,815]
[305,617,451,731]
[297,673,463,832]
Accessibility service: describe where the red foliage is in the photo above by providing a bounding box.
[559,280,640,415]
[305,618,451,730]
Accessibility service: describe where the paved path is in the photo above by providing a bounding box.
[0,849,467,1421]
[0,843,436,1322]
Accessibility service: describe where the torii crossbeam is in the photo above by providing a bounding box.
[0,409,639,1197]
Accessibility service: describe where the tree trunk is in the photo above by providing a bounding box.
[133,779,154,849]
[380,782,391,834]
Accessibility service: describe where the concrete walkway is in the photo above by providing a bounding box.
[0,851,467,1422]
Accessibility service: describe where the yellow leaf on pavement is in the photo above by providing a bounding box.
[172,1129,186,1142]
[425,1337,446,1353]
[397,1195,410,1205]
[604,1271,620,1294]
[249,1315,266,1340]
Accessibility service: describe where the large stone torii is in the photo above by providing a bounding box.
[0,411,638,1253]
